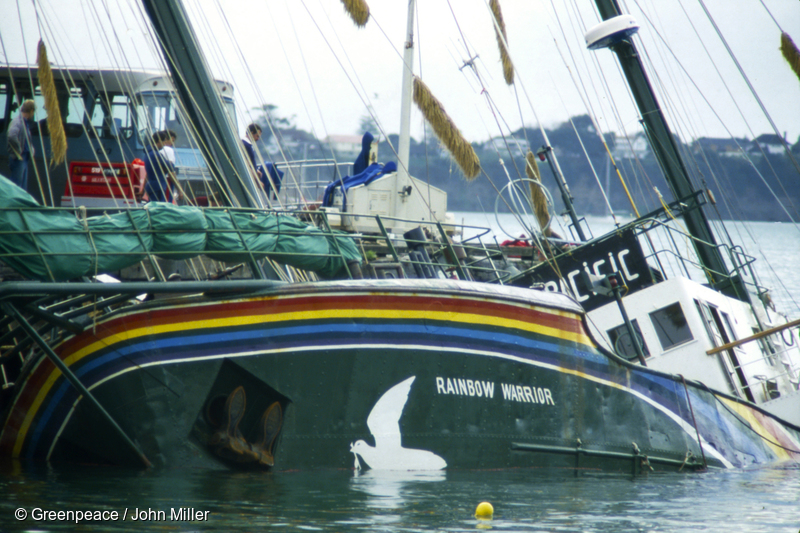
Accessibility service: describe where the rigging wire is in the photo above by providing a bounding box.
[284,0,344,204]
[634,0,799,229]
[641,0,778,283]
[296,1,439,217]
[628,0,800,308]
[197,0,285,208]
[129,0,240,208]
[557,0,659,218]
[554,0,684,280]
[16,0,49,204]
[696,0,800,179]
[546,37,621,219]
[614,0,800,296]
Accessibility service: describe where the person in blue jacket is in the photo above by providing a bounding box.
[258,162,284,200]
[243,123,262,182]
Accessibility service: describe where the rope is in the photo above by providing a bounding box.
[679,374,708,469]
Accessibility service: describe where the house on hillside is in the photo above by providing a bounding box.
[611,132,649,160]
[750,134,787,156]
[323,134,364,161]
[483,136,529,157]
[690,137,751,158]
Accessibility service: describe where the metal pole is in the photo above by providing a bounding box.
[397,0,416,183]
[591,0,738,298]
[609,279,646,366]
[538,146,587,241]
[393,0,416,221]
[140,0,263,209]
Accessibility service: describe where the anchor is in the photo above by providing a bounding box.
[208,386,283,466]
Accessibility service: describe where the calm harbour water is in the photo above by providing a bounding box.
[2,462,799,532]
[3,214,800,532]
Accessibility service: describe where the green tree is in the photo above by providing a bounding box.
[357,113,380,136]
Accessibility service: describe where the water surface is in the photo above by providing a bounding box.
[3,462,799,532]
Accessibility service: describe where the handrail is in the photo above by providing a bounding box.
[0,205,520,286]
[707,318,800,355]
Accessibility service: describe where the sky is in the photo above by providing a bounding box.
[2,0,800,147]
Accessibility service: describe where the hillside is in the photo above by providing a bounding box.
[254,113,800,222]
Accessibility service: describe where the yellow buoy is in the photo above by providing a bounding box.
[475,501,494,519]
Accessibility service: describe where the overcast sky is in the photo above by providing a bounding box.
[3,0,800,146]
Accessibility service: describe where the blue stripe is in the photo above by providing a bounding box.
[27,320,602,458]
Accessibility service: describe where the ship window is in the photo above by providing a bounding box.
[64,87,87,125]
[24,86,87,137]
[135,91,189,148]
[607,320,650,361]
[649,302,693,351]
[92,94,133,139]
[0,83,8,131]
[136,91,171,147]
[695,300,722,347]
[719,312,743,353]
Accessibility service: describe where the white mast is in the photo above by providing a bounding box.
[397,0,415,183]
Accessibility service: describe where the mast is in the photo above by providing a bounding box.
[591,0,741,299]
[397,0,415,183]
[392,0,416,221]
[140,0,262,209]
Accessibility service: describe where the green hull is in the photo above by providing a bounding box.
[2,280,799,472]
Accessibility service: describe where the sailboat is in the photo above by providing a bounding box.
[0,0,798,473]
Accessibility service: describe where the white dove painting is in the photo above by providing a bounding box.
[350,376,447,471]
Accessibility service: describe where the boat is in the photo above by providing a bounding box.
[0,0,798,474]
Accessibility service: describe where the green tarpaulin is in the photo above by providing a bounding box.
[0,176,361,281]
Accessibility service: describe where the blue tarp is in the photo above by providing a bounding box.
[352,132,374,175]
[322,162,398,212]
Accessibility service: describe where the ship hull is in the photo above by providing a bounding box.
[2,280,798,472]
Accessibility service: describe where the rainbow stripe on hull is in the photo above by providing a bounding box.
[2,280,798,471]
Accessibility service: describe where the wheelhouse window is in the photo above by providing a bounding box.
[137,91,168,144]
[22,85,89,138]
[0,83,9,131]
[649,302,693,351]
[607,320,650,360]
[135,88,235,150]
[91,94,133,139]
[136,91,192,148]
[695,300,722,346]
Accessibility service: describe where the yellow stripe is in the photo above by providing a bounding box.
[13,305,590,456]
[12,363,62,457]
[718,397,793,460]
[68,307,591,366]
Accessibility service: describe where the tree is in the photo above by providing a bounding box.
[250,104,298,146]
[357,113,380,136]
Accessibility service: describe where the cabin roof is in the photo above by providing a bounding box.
[1,65,233,97]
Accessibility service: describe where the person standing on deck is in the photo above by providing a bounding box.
[160,129,177,166]
[5,100,36,191]
[144,131,176,202]
[242,123,263,183]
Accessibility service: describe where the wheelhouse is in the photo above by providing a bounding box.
[0,66,234,208]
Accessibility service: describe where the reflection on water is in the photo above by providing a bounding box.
[350,469,446,509]
[2,461,798,532]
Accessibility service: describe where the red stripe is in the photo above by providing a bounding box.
[1,291,586,454]
[58,292,582,355]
